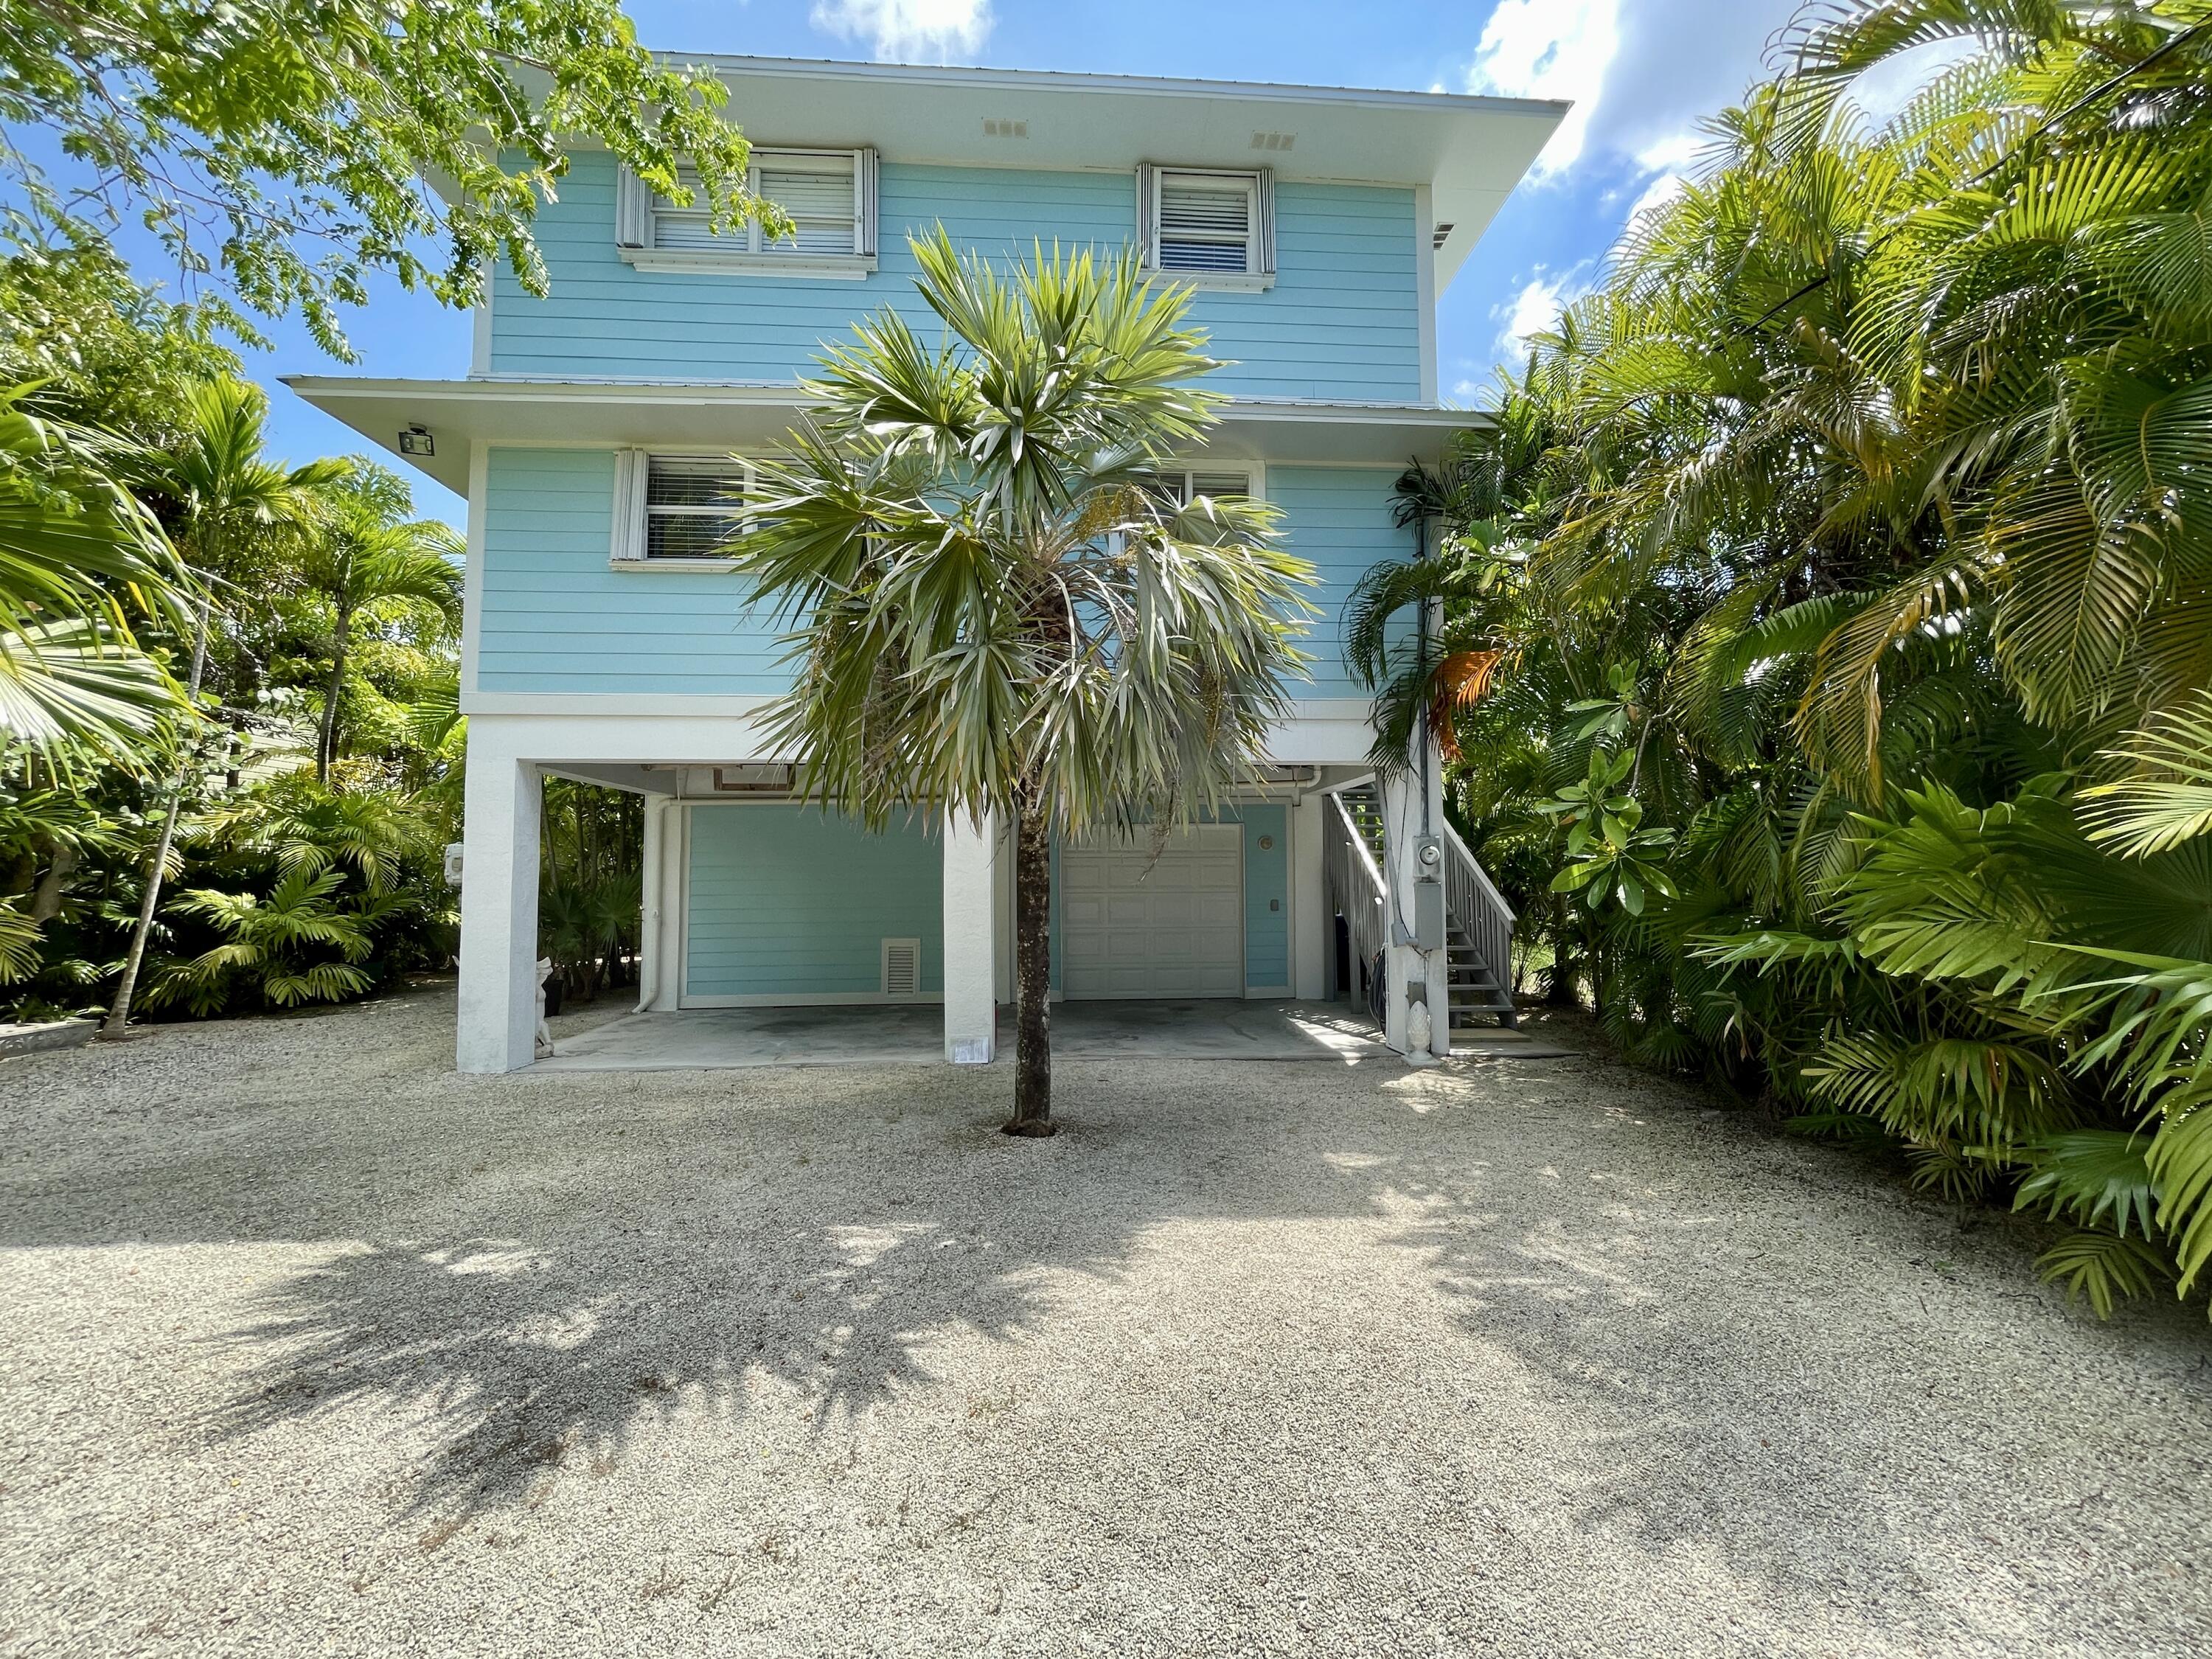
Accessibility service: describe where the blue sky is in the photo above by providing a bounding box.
[226,0,1806,524]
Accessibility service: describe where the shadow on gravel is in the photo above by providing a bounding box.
[11,1022,2208,1630]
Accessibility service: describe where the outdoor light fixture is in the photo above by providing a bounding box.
[397,423,435,456]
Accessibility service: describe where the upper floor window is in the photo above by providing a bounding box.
[1145,467,1254,506]
[1138,166,1274,289]
[610,451,755,565]
[616,148,878,278]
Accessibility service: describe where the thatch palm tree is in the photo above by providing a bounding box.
[734,229,1314,1135]
[102,378,344,1037]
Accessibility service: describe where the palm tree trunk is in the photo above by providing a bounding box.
[102,597,212,1040]
[1005,797,1054,1137]
[316,603,350,782]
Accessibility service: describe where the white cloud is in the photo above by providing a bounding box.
[1464,0,1801,187]
[810,0,992,63]
[1465,0,1621,178]
[1492,265,1592,364]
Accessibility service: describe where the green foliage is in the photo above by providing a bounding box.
[1357,0,2212,1319]
[734,228,1316,1128]
[739,228,1315,834]
[0,0,781,354]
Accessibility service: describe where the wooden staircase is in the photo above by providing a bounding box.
[1326,782,1517,1043]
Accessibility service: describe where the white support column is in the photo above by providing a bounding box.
[943,810,998,1064]
[639,797,686,1012]
[1291,790,1326,1000]
[456,744,542,1074]
[1382,739,1451,1060]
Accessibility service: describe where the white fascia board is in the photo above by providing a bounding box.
[462,701,1379,769]
[283,377,1489,482]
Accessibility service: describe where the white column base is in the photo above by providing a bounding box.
[943,810,998,1063]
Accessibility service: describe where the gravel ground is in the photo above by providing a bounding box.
[2,984,2209,1658]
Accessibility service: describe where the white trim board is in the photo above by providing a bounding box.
[677,992,947,1009]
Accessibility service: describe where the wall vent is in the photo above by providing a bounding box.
[1250,131,1295,153]
[881,937,922,998]
[712,764,793,793]
[1432,222,1456,250]
[982,118,1029,139]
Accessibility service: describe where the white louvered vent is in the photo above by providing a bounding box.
[983,117,1029,139]
[1432,221,1456,251]
[1139,165,1272,279]
[881,937,922,998]
[1158,175,1253,273]
[1250,130,1295,153]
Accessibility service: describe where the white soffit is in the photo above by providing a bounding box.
[283,376,1489,493]
[567,55,1566,291]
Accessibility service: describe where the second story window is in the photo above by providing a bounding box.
[1138,166,1275,288]
[610,451,755,565]
[616,149,879,277]
[1146,468,1255,506]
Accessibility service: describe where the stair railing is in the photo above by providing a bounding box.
[1441,819,1516,1001]
[1324,790,1388,1006]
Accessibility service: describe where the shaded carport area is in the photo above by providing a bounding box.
[535,999,1393,1071]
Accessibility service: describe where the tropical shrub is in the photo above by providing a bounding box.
[1357,1,2212,1318]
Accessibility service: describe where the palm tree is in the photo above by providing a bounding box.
[734,229,1314,1135]
[102,378,344,1038]
[296,485,463,780]
[0,383,196,753]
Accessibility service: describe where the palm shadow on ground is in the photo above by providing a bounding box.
[7,1001,2208,1632]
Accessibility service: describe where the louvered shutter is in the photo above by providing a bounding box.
[609,449,650,561]
[1135,164,1158,268]
[757,151,859,254]
[1253,167,1275,276]
[857,147,879,257]
[614,167,652,249]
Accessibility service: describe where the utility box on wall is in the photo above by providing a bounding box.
[1413,835,1445,950]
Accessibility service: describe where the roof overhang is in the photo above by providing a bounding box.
[285,375,1486,495]
[525,55,1564,291]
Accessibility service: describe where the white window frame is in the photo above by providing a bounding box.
[609,450,757,569]
[616,147,878,279]
[1137,165,1275,291]
[1144,465,1262,506]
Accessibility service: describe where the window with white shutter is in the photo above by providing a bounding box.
[616,147,877,276]
[1138,166,1273,286]
[610,452,755,565]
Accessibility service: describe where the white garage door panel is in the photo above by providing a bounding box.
[1062,827,1243,998]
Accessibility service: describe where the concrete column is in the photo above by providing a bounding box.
[943,810,998,1064]
[456,743,542,1074]
[1291,790,1326,1000]
[1381,740,1450,1060]
[636,796,686,1013]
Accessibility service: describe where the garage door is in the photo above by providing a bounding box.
[1061,825,1243,998]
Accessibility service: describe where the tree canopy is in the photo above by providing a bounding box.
[0,0,781,352]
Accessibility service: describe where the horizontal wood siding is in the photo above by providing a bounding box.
[684,805,944,1000]
[491,153,1419,402]
[1270,465,1416,700]
[479,452,1409,700]
[478,447,787,696]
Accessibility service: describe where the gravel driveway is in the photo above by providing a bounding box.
[2,984,2208,1657]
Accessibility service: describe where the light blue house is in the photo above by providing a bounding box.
[291,55,1562,1073]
